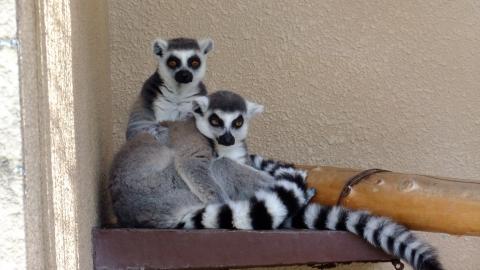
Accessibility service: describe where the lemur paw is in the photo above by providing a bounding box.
[143,123,169,141]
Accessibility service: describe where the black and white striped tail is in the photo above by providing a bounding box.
[249,154,296,176]
[290,204,443,270]
[177,167,311,230]
[250,155,443,270]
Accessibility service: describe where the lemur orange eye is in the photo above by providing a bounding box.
[232,116,244,128]
[166,56,180,69]
[209,114,223,127]
[188,56,201,70]
[167,60,177,68]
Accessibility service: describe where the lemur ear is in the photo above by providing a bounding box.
[246,101,264,118]
[153,38,168,57]
[192,96,209,115]
[198,38,214,54]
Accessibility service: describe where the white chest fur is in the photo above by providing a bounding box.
[152,85,201,122]
[216,143,247,164]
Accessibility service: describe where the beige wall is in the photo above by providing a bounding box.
[109,1,480,269]
[18,0,111,269]
[71,0,112,268]
[109,0,480,179]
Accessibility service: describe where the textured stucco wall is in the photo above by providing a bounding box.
[17,0,111,268]
[70,0,112,268]
[0,0,25,268]
[108,1,480,269]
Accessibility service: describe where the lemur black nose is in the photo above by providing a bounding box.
[175,70,193,84]
[217,132,235,146]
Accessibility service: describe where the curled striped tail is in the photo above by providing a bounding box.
[177,167,312,230]
[291,204,443,270]
[249,154,296,176]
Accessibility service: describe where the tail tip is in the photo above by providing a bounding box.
[420,257,444,270]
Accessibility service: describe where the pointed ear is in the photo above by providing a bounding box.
[153,38,168,57]
[198,38,214,54]
[246,101,264,118]
[192,96,209,115]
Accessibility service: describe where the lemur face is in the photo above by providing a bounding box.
[153,38,213,88]
[192,91,264,146]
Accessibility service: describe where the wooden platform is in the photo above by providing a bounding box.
[93,229,396,269]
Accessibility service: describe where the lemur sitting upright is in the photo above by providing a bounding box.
[126,37,212,140]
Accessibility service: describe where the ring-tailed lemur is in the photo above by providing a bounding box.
[107,37,212,226]
[110,89,312,229]
[111,38,309,229]
[126,37,212,140]
[248,156,444,270]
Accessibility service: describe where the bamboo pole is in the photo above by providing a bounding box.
[301,166,480,236]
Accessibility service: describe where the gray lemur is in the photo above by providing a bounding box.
[110,90,312,230]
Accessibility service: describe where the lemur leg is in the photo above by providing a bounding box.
[114,190,203,228]
[175,156,229,203]
[125,120,228,203]
[178,165,311,230]
[126,99,159,140]
[171,120,230,203]
[210,157,276,200]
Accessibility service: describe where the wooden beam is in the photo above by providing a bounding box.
[303,166,480,235]
[93,229,394,269]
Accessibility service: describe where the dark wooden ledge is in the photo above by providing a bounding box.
[93,229,395,269]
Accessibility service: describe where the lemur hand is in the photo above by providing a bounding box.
[140,122,169,144]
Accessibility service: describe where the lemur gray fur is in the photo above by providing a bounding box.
[110,91,312,229]
[126,37,211,140]
[109,38,311,229]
